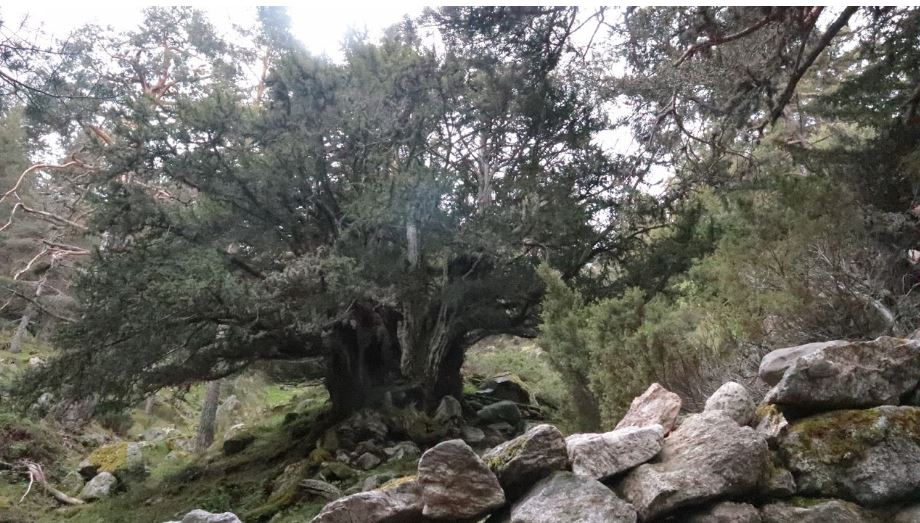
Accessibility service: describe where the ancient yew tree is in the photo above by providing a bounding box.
[18,8,651,417]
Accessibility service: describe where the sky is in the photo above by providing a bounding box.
[1,4,660,190]
[2,4,421,59]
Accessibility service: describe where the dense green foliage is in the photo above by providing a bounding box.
[2,6,920,434]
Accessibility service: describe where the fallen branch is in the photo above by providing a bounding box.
[20,462,84,506]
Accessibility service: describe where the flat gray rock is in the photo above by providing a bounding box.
[309,478,423,523]
[763,337,920,409]
[759,340,849,385]
[566,425,663,480]
[760,500,881,523]
[685,501,762,522]
[509,471,636,523]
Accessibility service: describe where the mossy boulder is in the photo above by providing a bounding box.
[779,405,920,506]
[483,423,569,499]
[82,442,145,483]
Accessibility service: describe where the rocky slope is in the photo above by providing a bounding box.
[304,336,920,522]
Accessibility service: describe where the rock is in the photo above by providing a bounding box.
[477,400,523,429]
[221,434,255,455]
[620,411,769,520]
[704,382,756,425]
[754,404,789,445]
[383,441,420,462]
[417,439,505,520]
[354,439,383,457]
[759,340,849,386]
[566,425,663,481]
[28,356,45,367]
[143,426,177,443]
[78,458,98,481]
[615,383,682,433]
[684,501,762,522]
[310,477,423,523]
[301,479,343,501]
[360,473,398,492]
[336,410,389,449]
[319,461,357,482]
[214,394,242,434]
[763,337,920,409]
[79,471,117,500]
[760,500,881,522]
[433,395,463,424]
[894,503,920,523]
[83,441,145,483]
[355,452,382,471]
[480,373,534,405]
[483,424,569,499]
[508,471,636,523]
[61,470,85,496]
[758,454,796,498]
[461,425,485,445]
[180,509,242,523]
[778,405,920,506]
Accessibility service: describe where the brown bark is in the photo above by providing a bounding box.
[195,380,221,453]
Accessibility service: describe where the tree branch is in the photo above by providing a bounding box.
[765,6,858,127]
[674,10,786,66]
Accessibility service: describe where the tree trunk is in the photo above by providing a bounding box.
[10,275,45,354]
[195,380,221,453]
[8,306,32,354]
[144,395,156,416]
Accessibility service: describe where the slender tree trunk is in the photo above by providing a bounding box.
[9,277,44,353]
[195,380,221,453]
[8,306,32,354]
[144,395,156,416]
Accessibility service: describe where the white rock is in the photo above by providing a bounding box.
[566,424,663,480]
[704,382,756,425]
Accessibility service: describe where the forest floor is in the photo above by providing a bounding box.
[0,333,563,523]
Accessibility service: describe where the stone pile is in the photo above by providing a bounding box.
[309,336,920,522]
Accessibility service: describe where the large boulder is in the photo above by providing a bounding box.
[763,337,920,410]
[566,425,663,481]
[704,382,756,425]
[508,471,636,523]
[477,400,523,430]
[619,411,769,520]
[81,442,145,482]
[310,477,423,523]
[79,471,117,501]
[759,340,849,386]
[479,374,534,405]
[778,406,920,506]
[181,510,243,523]
[615,383,682,434]
[417,439,505,520]
[684,501,762,522]
[760,500,882,523]
[483,424,569,499]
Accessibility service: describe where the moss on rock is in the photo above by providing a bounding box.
[779,406,920,505]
